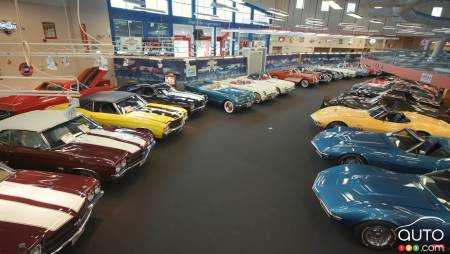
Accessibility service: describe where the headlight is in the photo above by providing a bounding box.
[190,104,195,110]
[30,244,42,254]
[115,164,121,173]
[94,184,101,194]
[121,160,126,168]
[87,191,94,202]
[164,126,169,134]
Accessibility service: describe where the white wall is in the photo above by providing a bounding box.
[0,0,113,90]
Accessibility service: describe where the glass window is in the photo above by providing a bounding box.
[216,0,233,22]
[110,0,140,10]
[236,4,251,24]
[145,0,168,13]
[347,2,356,12]
[148,22,169,37]
[114,19,143,38]
[321,1,329,11]
[196,0,214,19]
[0,130,10,145]
[253,9,269,24]
[296,0,304,9]
[10,130,47,148]
[173,0,192,18]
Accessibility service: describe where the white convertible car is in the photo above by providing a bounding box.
[246,73,296,95]
[316,65,357,79]
[219,78,280,103]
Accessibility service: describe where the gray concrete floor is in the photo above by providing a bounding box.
[63,78,396,254]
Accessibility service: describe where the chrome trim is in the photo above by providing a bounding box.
[111,140,155,179]
[312,187,342,221]
[49,190,103,254]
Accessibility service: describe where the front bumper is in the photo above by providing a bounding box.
[236,101,254,109]
[111,140,156,179]
[47,190,104,254]
[312,185,342,221]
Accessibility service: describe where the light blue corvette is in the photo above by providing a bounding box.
[184,82,255,113]
[313,164,450,250]
[311,127,450,174]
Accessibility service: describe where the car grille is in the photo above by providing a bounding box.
[43,203,90,253]
[169,118,183,129]
[126,149,145,167]
[0,110,12,120]
[194,101,205,108]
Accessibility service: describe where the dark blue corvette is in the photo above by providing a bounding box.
[311,127,450,174]
[313,164,450,250]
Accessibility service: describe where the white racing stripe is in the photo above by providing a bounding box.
[75,134,141,153]
[89,129,146,147]
[0,199,73,231]
[0,181,85,212]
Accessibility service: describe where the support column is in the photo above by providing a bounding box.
[422,39,432,55]
[428,36,449,63]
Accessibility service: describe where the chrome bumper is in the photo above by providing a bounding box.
[49,190,104,254]
[112,140,156,179]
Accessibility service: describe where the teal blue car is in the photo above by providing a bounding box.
[184,82,255,113]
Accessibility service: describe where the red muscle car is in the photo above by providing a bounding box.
[0,67,114,119]
[269,68,320,88]
[0,110,155,181]
[0,162,103,254]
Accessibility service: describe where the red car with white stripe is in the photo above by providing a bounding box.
[270,68,320,88]
[0,162,103,254]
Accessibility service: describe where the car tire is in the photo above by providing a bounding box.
[300,79,310,88]
[254,93,262,103]
[325,75,332,82]
[326,121,347,128]
[338,154,366,165]
[354,221,397,250]
[223,100,235,114]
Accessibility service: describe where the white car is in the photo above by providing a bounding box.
[219,78,279,103]
[317,66,357,78]
[246,73,296,95]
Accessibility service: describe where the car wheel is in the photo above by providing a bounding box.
[326,121,347,128]
[254,93,262,103]
[223,100,235,113]
[338,154,365,165]
[300,79,310,88]
[325,75,332,82]
[355,221,396,250]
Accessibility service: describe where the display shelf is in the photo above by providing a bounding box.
[361,57,450,89]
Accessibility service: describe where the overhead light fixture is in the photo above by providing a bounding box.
[327,1,343,10]
[432,27,450,34]
[267,8,289,17]
[212,2,238,12]
[374,6,383,9]
[346,12,363,19]
[369,19,384,24]
[338,22,357,26]
[383,26,396,30]
[396,23,422,29]
[267,16,286,21]
[133,6,166,14]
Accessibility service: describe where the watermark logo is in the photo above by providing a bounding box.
[395,216,447,252]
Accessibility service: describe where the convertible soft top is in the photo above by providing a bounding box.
[80,91,134,104]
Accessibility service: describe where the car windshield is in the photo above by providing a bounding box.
[421,171,450,211]
[387,129,424,152]
[42,115,101,148]
[116,95,148,114]
[39,82,89,91]
[368,106,388,119]
[155,85,172,96]
[0,164,14,182]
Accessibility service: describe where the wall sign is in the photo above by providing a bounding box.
[0,20,17,35]
[42,22,57,39]
[185,65,197,77]
[19,63,33,76]
[420,72,433,84]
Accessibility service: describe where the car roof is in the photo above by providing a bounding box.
[80,91,134,104]
[120,82,167,90]
[0,110,81,132]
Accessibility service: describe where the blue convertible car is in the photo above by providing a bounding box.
[313,164,450,250]
[311,127,450,174]
[184,82,255,113]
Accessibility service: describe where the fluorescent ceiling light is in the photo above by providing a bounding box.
[369,19,383,24]
[339,22,357,26]
[267,8,289,17]
[321,1,330,11]
[383,26,396,29]
[133,6,166,14]
[374,6,383,9]
[296,0,304,9]
[212,2,238,12]
[346,2,356,13]
[396,23,422,29]
[267,16,286,21]
[346,12,363,19]
[431,7,443,17]
[327,1,342,10]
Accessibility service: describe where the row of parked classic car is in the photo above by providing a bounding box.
[309,76,450,250]
[0,63,370,254]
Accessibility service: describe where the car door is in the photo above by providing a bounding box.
[393,149,439,174]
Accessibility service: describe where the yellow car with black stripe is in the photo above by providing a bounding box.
[48,91,188,139]
[311,105,450,138]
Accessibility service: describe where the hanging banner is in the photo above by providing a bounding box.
[80,23,90,52]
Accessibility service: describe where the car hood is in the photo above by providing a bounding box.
[124,108,181,124]
[164,90,205,103]
[0,95,66,112]
[54,142,126,165]
[312,106,367,120]
[314,165,436,211]
[0,170,93,253]
[312,127,388,152]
